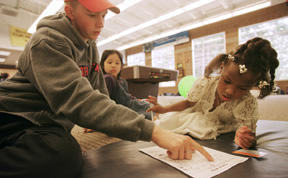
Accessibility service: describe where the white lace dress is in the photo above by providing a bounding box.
[158,77,259,140]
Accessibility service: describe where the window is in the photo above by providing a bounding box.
[127,52,145,66]
[192,32,226,78]
[151,45,175,87]
[239,16,288,80]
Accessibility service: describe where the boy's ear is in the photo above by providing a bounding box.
[65,5,74,20]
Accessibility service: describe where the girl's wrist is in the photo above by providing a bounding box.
[163,106,171,113]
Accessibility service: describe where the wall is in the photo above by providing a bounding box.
[125,2,288,96]
[0,8,35,50]
[0,8,34,68]
[275,80,288,93]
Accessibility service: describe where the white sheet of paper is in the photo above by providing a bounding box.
[139,146,248,178]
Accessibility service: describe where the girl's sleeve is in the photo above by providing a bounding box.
[104,76,151,120]
[233,94,259,132]
[104,74,117,98]
[119,78,129,92]
[187,77,209,102]
[116,82,152,120]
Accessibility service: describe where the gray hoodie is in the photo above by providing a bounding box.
[0,13,154,141]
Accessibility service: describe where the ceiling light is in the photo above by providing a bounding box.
[0,58,6,62]
[0,51,11,56]
[28,0,64,34]
[232,1,270,16]
[98,0,216,46]
[117,1,271,50]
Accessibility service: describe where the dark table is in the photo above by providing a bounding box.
[81,120,288,178]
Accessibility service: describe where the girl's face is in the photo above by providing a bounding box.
[217,62,259,102]
[103,53,122,78]
[66,3,107,42]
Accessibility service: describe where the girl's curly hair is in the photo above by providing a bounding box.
[220,37,279,98]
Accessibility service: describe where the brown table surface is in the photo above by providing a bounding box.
[81,120,288,178]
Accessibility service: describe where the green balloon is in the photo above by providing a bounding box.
[178,75,196,98]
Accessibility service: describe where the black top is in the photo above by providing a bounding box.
[104,74,152,120]
[81,120,288,178]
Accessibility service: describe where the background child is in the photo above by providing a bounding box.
[84,49,152,132]
[147,37,279,149]
[100,49,152,120]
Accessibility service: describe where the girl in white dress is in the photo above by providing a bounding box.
[147,37,279,149]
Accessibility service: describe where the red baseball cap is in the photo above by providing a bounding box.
[65,0,120,14]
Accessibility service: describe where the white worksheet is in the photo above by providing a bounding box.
[139,146,248,178]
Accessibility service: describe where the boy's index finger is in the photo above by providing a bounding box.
[239,127,253,135]
[190,139,214,161]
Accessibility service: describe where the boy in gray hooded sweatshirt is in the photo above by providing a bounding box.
[0,0,213,177]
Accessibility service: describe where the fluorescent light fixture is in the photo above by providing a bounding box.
[0,51,11,56]
[232,1,271,16]
[116,1,271,50]
[106,0,143,20]
[28,0,64,34]
[98,0,216,46]
[0,58,6,62]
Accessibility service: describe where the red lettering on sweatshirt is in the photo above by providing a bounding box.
[95,64,99,72]
[79,63,99,77]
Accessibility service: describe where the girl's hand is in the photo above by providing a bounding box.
[145,95,158,105]
[152,113,159,121]
[234,126,256,149]
[146,96,167,114]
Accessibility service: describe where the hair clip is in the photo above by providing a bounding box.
[228,54,235,61]
[228,54,248,74]
[239,64,248,74]
[258,80,269,89]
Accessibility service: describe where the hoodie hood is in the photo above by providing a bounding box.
[36,13,87,48]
